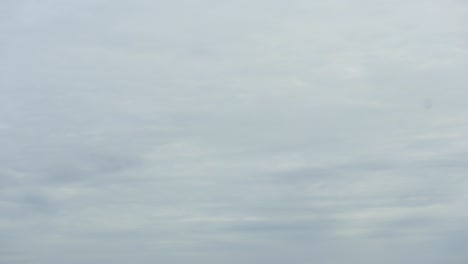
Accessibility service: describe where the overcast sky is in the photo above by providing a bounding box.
[1,0,468,263]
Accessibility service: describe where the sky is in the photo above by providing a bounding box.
[1,0,468,263]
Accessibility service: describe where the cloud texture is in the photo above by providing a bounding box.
[1,0,468,263]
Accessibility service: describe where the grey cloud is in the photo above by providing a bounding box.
[1,0,468,263]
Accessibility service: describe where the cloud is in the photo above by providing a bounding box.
[1,0,468,263]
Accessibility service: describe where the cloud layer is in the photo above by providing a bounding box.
[1,0,468,263]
